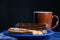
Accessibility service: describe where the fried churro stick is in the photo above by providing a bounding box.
[8,28,46,34]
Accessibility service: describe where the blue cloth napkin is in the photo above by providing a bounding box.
[0,33,17,40]
[48,32,60,40]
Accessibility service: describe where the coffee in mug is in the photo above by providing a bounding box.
[34,11,59,29]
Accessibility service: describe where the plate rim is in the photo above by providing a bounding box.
[3,30,54,37]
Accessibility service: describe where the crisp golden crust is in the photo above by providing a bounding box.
[8,28,32,34]
[8,28,47,34]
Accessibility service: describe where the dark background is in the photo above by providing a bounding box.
[0,0,60,32]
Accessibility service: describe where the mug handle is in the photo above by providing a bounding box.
[52,15,59,29]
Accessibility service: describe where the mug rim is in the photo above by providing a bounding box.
[34,11,52,13]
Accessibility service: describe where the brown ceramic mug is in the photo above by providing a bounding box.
[34,11,59,29]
